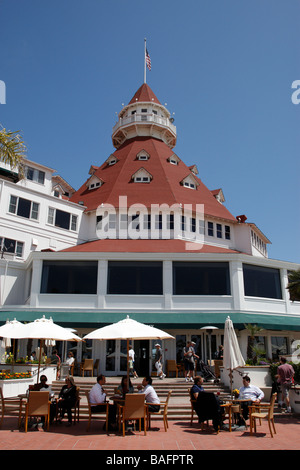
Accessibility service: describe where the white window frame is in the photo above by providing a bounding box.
[9,195,39,221]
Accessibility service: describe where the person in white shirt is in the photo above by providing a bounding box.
[128,345,138,378]
[89,375,116,429]
[239,375,264,421]
[137,376,160,412]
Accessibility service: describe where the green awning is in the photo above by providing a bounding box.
[0,310,300,331]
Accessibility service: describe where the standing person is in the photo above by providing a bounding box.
[128,344,138,378]
[89,374,117,430]
[154,343,166,379]
[50,348,61,379]
[276,357,295,413]
[184,341,198,382]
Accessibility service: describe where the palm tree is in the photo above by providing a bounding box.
[244,323,263,362]
[287,269,300,301]
[0,127,26,176]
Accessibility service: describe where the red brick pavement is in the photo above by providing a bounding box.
[0,414,299,452]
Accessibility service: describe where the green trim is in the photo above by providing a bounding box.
[0,311,299,331]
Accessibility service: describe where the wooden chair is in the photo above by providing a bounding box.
[146,390,172,432]
[249,393,277,438]
[81,359,93,377]
[166,360,179,378]
[118,393,146,437]
[0,387,23,428]
[21,391,51,432]
[85,390,108,433]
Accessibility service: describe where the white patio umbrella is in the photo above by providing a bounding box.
[0,319,27,370]
[17,315,82,382]
[83,315,174,386]
[223,316,245,397]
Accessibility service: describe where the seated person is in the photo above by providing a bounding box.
[56,376,77,426]
[29,374,52,394]
[89,374,117,430]
[66,351,75,370]
[238,375,264,421]
[190,376,204,400]
[137,376,160,412]
[116,376,134,397]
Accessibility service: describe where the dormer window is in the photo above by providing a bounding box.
[106,154,118,166]
[86,175,104,190]
[132,168,152,183]
[168,154,180,166]
[137,150,150,161]
[25,166,45,185]
[181,174,199,190]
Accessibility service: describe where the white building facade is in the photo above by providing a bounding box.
[0,83,299,376]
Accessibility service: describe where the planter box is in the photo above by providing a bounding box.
[290,387,300,413]
[220,365,272,400]
[0,378,33,398]
[0,364,57,384]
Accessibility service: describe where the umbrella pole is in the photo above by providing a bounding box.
[127,339,130,392]
[37,339,43,384]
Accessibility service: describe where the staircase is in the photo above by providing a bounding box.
[51,377,231,421]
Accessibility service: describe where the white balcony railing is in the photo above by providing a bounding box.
[112,113,177,136]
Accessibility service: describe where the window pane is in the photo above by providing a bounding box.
[38,171,45,184]
[107,261,163,294]
[9,195,17,214]
[173,262,231,295]
[271,337,288,361]
[3,238,16,253]
[31,202,39,220]
[48,207,55,224]
[243,264,282,299]
[17,198,31,218]
[55,209,70,230]
[41,261,98,294]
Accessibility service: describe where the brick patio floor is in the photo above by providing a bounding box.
[0,413,299,452]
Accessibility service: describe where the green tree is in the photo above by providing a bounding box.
[287,269,300,302]
[0,127,26,176]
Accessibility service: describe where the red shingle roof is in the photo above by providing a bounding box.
[61,239,241,254]
[69,136,236,222]
[128,83,161,105]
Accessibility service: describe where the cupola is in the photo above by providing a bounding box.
[112,84,177,149]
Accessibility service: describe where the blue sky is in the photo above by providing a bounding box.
[1,0,299,263]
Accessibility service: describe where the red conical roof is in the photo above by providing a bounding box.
[128,83,161,105]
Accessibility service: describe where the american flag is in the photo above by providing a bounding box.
[146,48,151,71]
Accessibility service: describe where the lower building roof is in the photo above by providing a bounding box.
[60,238,242,254]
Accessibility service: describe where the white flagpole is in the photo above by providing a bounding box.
[144,38,147,84]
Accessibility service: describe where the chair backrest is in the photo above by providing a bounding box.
[83,359,93,370]
[163,390,172,414]
[123,394,145,420]
[167,360,177,371]
[85,390,92,408]
[269,393,277,419]
[27,391,50,416]
[0,386,4,407]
